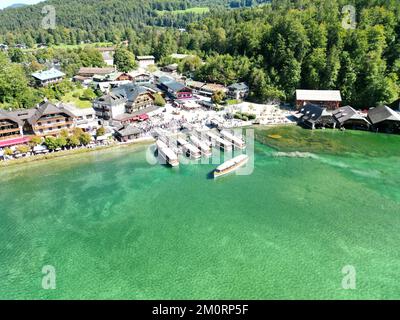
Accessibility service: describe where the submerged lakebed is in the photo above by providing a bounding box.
[0,125,400,299]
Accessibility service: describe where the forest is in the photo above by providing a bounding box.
[0,0,400,109]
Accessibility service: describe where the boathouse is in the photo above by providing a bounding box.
[296,90,342,110]
[297,104,336,130]
[332,106,371,130]
[368,105,400,134]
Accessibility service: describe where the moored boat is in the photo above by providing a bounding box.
[213,154,249,178]
[157,140,180,167]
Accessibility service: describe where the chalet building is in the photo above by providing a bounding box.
[332,106,371,130]
[186,80,228,97]
[93,84,156,123]
[297,104,336,130]
[111,84,155,123]
[28,101,76,136]
[114,85,155,113]
[77,67,116,78]
[296,90,342,110]
[93,93,127,121]
[0,110,23,141]
[228,83,249,100]
[368,105,400,134]
[159,78,193,99]
[130,71,152,85]
[32,68,66,87]
[115,124,141,142]
[136,56,156,69]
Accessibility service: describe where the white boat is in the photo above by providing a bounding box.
[177,138,201,159]
[205,131,233,151]
[220,130,246,150]
[156,140,179,167]
[214,154,249,179]
[189,135,212,158]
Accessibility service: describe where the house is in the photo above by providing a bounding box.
[0,110,24,141]
[32,68,65,87]
[297,104,336,130]
[296,90,342,110]
[77,67,116,78]
[368,105,400,134]
[129,70,152,85]
[228,83,249,100]
[115,124,141,142]
[113,84,155,114]
[186,80,227,97]
[136,56,156,69]
[161,63,179,73]
[159,78,193,99]
[153,71,174,85]
[93,93,127,121]
[170,53,193,60]
[332,106,371,130]
[27,101,76,136]
[15,43,27,49]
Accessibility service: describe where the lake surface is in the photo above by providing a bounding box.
[0,126,400,299]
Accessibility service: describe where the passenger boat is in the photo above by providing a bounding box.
[213,154,249,179]
[220,130,246,150]
[156,140,180,167]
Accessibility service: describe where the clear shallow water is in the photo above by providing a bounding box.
[0,128,400,299]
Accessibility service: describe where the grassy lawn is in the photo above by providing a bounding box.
[58,88,93,109]
[156,7,210,15]
[23,42,114,53]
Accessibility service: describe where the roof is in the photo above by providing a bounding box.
[32,68,65,81]
[117,124,141,137]
[0,136,31,148]
[228,82,249,91]
[332,106,370,125]
[7,109,36,121]
[368,105,400,124]
[299,104,332,123]
[187,80,205,89]
[163,63,178,71]
[170,53,192,60]
[160,78,188,93]
[112,84,152,103]
[0,110,23,126]
[95,93,127,106]
[97,47,116,52]
[28,101,75,125]
[78,67,116,75]
[137,56,155,60]
[296,90,342,102]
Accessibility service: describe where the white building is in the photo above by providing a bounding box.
[136,56,156,69]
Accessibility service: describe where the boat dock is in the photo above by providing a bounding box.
[156,140,180,167]
[220,130,246,150]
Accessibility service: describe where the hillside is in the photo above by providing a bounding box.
[0,0,269,44]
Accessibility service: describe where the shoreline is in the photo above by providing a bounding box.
[0,137,155,169]
[0,124,293,169]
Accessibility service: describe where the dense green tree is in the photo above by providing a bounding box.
[114,48,137,72]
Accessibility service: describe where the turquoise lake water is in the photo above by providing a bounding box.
[0,127,400,299]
